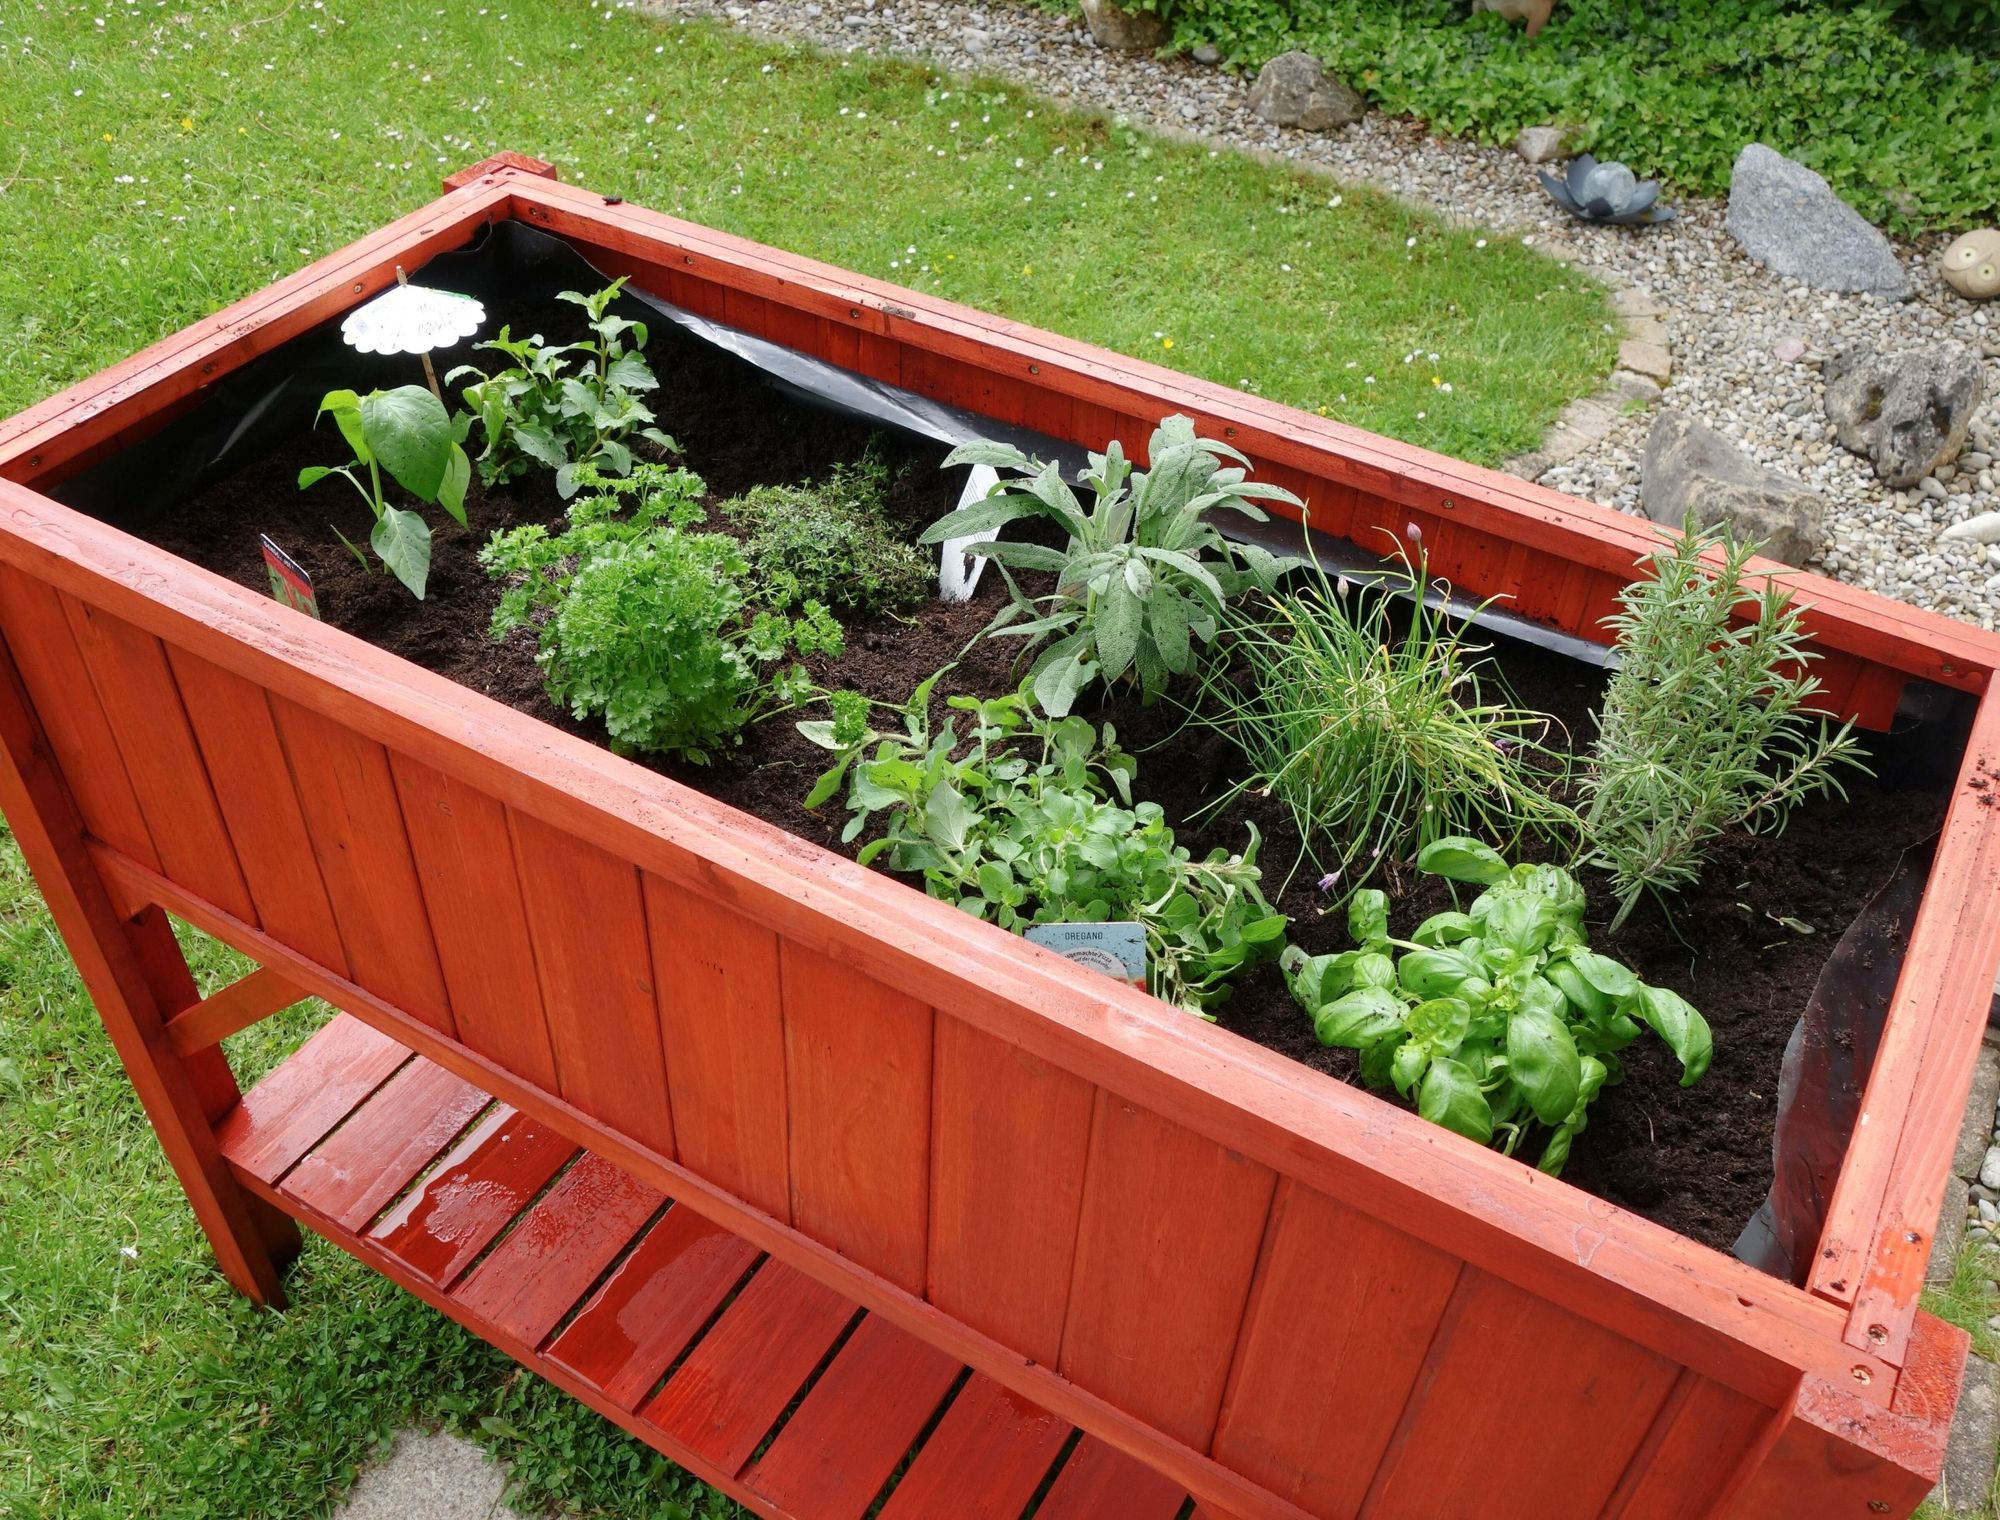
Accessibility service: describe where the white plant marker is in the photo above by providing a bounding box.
[340,268,485,400]
[938,463,1001,603]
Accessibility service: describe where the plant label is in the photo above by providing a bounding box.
[1024,922,1147,990]
[937,463,1001,603]
[260,535,320,619]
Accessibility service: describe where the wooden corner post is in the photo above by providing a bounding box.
[0,630,299,1305]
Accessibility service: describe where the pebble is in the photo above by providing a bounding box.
[652,0,2000,627]
[1983,1144,2000,1190]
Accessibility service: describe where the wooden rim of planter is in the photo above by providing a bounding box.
[2,154,1996,1418]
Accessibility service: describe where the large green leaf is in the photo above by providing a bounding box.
[916,492,1037,545]
[1507,1002,1582,1126]
[316,388,368,463]
[1416,836,1510,885]
[1418,1058,1493,1145]
[1312,986,1406,1049]
[1094,575,1143,684]
[1635,984,1713,1085]
[371,505,433,599]
[360,385,454,502]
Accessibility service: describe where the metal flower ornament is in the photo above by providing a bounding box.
[339,269,486,400]
[1537,155,1675,227]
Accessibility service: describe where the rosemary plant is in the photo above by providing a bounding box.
[1201,552,1574,895]
[1582,518,1869,930]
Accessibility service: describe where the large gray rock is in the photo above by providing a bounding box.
[1725,144,1908,300]
[1079,0,1168,50]
[1514,125,1573,165]
[1641,411,1826,567]
[1824,346,1986,487]
[1246,52,1365,132]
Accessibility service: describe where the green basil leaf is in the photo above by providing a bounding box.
[1507,1001,1582,1126]
[1635,984,1713,1085]
[1397,945,1480,999]
[1544,961,1609,1021]
[1346,888,1390,948]
[1418,1058,1494,1145]
[1569,948,1641,1001]
[1416,836,1510,885]
[1406,996,1470,1052]
[1411,910,1479,947]
[1390,1039,1430,1097]
[1352,950,1398,990]
[1312,986,1407,1049]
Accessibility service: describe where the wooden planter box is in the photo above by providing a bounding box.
[2,155,1996,1519]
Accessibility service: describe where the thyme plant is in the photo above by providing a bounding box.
[1582,519,1869,930]
[1200,552,1574,895]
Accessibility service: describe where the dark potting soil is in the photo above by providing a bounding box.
[143,299,1952,1256]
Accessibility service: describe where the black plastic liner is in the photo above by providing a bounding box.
[53,215,1963,1278]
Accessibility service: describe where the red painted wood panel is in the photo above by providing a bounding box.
[1602,1373,1769,1520]
[281,1057,490,1230]
[509,809,675,1157]
[644,873,789,1219]
[546,1204,760,1410]
[215,1014,408,1184]
[368,1106,578,1288]
[167,648,349,974]
[0,566,156,866]
[391,755,558,1090]
[60,594,255,922]
[927,1014,1094,1366]
[874,1375,1068,1520]
[780,943,931,1295]
[1359,1270,1681,1518]
[1060,1093,1277,1449]
[268,696,453,1033]
[1037,1435,1187,1520]
[644,1259,856,1474]
[1212,1180,1462,1519]
[455,1153,666,1347]
[745,1314,961,1519]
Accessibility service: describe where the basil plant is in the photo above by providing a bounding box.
[1280,837,1711,1175]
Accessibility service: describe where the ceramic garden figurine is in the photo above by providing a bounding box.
[1942,229,2000,301]
[1474,0,1557,36]
[1539,155,1676,226]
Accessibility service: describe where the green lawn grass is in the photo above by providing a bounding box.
[0,1,1614,1515]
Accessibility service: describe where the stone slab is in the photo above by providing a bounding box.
[1619,339,1672,382]
[335,1430,540,1520]
[1955,1043,2000,1182]
[1933,1355,1999,1516]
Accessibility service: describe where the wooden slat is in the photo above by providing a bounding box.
[214,1015,409,1184]
[644,1260,856,1474]
[1212,1180,1462,1519]
[1060,1094,1277,1448]
[0,566,157,866]
[60,594,255,922]
[545,1204,760,1410]
[781,943,932,1295]
[509,809,675,1157]
[745,1314,961,1519]
[644,873,789,1218]
[167,648,349,974]
[874,1375,1068,1520]
[269,697,454,1033]
[1037,1435,1188,1520]
[390,755,558,1091]
[164,965,308,1056]
[1358,1270,1682,1517]
[281,1057,490,1230]
[367,1106,577,1288]
[928,1015,1095,1367]
[455,1153,666,1347]
[1602,1373,1771,1520]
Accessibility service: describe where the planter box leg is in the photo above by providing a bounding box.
[0,638,298,1305]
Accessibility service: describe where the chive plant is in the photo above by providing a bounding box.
[1582,519,1869,930]
[1200,553,1575,895]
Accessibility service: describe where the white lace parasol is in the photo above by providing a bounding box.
[340,283,485,356]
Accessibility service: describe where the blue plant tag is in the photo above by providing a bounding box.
[1024,922,1147,990]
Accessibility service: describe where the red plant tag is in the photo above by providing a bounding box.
[260,535,319,620]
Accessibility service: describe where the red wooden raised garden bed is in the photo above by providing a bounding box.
[2,155,1997,1519]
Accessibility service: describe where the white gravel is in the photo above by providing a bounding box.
[647,0,2000,627]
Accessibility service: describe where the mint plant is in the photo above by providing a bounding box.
[447,278,677,499]
[1281,836,1711,1175]
[482,465,842,762]
[799,675,1287,1013]
[917,415,1301,717]
[298,384,472,599]
[1582,518,1870,930]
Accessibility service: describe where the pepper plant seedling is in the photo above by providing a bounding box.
[1281,835,1711,1174]
[298,385,472,599]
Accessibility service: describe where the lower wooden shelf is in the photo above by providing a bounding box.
[219,1013,1192,1520]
